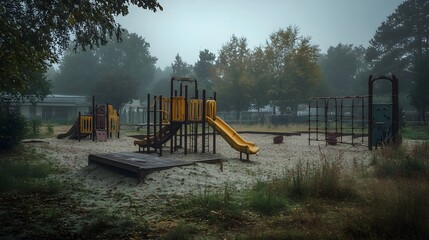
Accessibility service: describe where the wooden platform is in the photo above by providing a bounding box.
[88,152,195,181]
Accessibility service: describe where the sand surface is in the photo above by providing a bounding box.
[31,132,372,201]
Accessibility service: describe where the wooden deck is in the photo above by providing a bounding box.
[88,152,222,181]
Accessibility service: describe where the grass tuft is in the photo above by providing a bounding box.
[346,179,429,239]
[246,181,288,215]
[162,223,199,240]
[177,184,244,227]
[287,148,356,201]
[372,143,429,178]
[0,149,61,193]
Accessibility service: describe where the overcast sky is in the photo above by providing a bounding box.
[116,0,404,69]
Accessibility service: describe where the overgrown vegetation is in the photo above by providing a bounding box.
[372,142,429,178]
[2,126,428,238]
[346,142,429,239]
[0,146,150,239]
[402,125,429,140]
[25,118,42,138]
[169,142,429,239]
[0,111,27,150]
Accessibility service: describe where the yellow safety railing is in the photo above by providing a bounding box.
[108,108,119,134]
[171,96,186,122]
[109,115,120,133]
[161,98,171,123]
[206,100,216,120]
[80,115,93,134]
[188,99,203,121]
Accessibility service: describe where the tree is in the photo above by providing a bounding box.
[54,48,99,95]
[171,54,193,78]
[54,30,157,108]
[248,46,270,110]
[151,66,173,96]
[96,31,157,99]
[366,0,429,93]
[409,56,429,122]
[0,0,162,100]
[366,0,429,119]
[214,35,252,112]
[93,73,139,110]
[319,44,369,96]
[194,49,216,93]
[265,27,322,113]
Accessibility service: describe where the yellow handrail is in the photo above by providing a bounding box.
[80,115,93,134]
[171,96,186,122]
[188,99,203,121]
[161,98,170,123]
[206,100,216,120]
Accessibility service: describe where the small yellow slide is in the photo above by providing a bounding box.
[206,116,259,156]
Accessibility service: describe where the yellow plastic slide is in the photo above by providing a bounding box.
[206,116,259,155]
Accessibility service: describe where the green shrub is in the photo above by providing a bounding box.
[0,111,27,150]
[26,118,42,138]
[46,124,54,135]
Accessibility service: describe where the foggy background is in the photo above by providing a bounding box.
[116,0,403,68]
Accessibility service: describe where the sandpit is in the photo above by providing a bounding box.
[32,133,372,200]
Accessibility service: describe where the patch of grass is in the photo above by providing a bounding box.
[246,181,288,215]
[0,146,150,239]
[346,179,429,240]
[0,148,61,193]
[77,210,150,239]
[177,184,245,227]
[162,223,199,240]
[287,149,356,201]
[402,125,429,140]
[372,143,429,178]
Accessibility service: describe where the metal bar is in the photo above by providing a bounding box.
[202,89,206,153]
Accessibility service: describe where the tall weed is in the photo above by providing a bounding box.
[372,143,429,178]
[287,147,356,200]
[346,179,429,239]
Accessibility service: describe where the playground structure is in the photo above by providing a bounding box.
[133,77,259,160]
[308,75,399,150]
[57,96,120,141]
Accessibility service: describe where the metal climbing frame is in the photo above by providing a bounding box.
[308,96,369,146]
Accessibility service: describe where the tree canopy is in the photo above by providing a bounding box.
[0,0,162,100]
[171,54,193,78]
[194,49,216,93]
[265,27,322,113]
[54,30,157,109]
[366,0,429,90]
[214,35,251,112]
[366,0,429,119]
[319,44,368,96]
